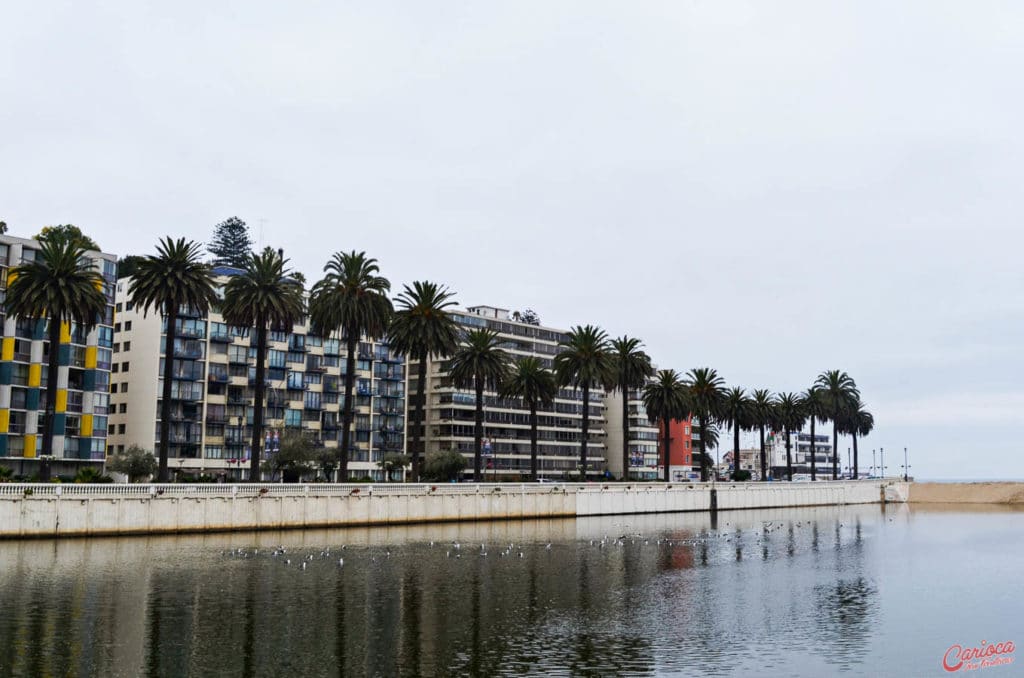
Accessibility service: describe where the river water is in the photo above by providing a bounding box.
[0,504,1021,677]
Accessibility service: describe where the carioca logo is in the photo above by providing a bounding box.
[943,640,1016,672]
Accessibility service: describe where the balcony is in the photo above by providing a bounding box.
[210,331,232,343]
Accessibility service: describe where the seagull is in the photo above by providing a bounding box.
[301,562,307,570]
[545,544,552,550]
[285,559,291,565]
[338,558,344,566]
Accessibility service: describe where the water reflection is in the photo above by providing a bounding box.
[0,505,1021,676]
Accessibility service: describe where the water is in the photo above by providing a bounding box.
[0,504,1021,677]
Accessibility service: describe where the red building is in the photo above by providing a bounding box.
[658,417,694,476]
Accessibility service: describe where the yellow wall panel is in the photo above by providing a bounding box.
[60,322,71,344]
[0,410,8,434]
[55,389,67,413]
[23,434,36,458]
[1,338,13,362]
[28,364,41,387]
[80,414,93,437]
[85,346,97,369]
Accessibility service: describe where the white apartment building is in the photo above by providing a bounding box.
[108,267,406,481]
[604,386,660,480]
[418,305,607,480]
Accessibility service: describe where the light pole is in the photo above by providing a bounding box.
[847,448,851,479]
[881,446,885,479]
[903,447,910,482]
[872,449,876,477]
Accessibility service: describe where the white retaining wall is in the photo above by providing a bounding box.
[0,480,892,538]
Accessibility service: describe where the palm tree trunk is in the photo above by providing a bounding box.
[529,401,538,482]
[158,306,178,482]
[621,382,630,481]
[473,373,484,480]
[852,432,859,479]
[831,414,839,480]
[785,430,793,481]
[698,416,708,482]
[662,415,670,483]
[759,423,767,481]
[339,333,358,482]
[40,318,62,482]
[733,422,740,480]
[411,353,427,482]
[249,320,267,482]
[809,417,817,481]
[580,383,589,481]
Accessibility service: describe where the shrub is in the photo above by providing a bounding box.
[732,470,752,482]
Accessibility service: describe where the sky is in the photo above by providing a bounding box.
[1,1,1021,479]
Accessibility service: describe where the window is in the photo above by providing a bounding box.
[113,343,120,353]
[114,323,121,332]
[125,301,133,311]
[121,382,128,392]
[108,424,116,435]
[123,341,131,351]
[124,321,132,331]
[118,424,126,434]
[112,364,119,373]
[93,393,109,414]
[121,362,129,372]
[115,303,122,312]
[119,403,127,414]
[284,409,301,428]
[9,388,26,409]
[110,384,117,393]
[96,348,112,370]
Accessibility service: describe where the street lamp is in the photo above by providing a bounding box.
[903,447,910,482]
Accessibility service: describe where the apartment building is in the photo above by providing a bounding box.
[108,267,405,480]
[767,430,833,476]
[0,235,117,476]
[604,387,660,480]
[418,305,607,480]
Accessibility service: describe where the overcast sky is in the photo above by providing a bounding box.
[2,2,1021,479]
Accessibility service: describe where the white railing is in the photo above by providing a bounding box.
[0,479,887,500]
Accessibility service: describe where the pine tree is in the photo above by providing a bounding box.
[208,217,253,267]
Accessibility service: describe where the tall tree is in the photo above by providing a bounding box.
[207,217,253,268]
[721,387,753,480]
[773,392,806,481]
[387,281,459,482]
[5,236,106,481]
[116,255,147,279]
[685,367,726,481]
[642,369,691,483]
[500,357,558,481]
[815,370,860,480]
[845,399,874,479]
[750,389,774,481]
[33,225,99,251]
[554,325,613,481]
[309,251,392,480]
[802,387,828,481]
[610,336,654,481]
[129,238,219,482]
[449,328,510,480]
[221,248,305,481]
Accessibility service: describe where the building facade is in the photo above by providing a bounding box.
[108,268,405,481]
[0,235,117,476]
[604,387,660,480]
[767,431,833,476]
[417,305,607,480]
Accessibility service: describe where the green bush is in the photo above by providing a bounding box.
[732,470,752,482]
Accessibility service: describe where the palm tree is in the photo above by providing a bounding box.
[750,389,774,481]
[221,248,305,482]
[450,328,511,480]
[554,325,613,481]
[500,357,557,481]
[815,370,860,480]
[309,251,392,480]
[685,368,726,481]
[387,281,459,482]
[721,387,753,480]
[609,336,654,480]
[773,392,806,481]
[845,399,874,479]
[642,370,691,482]
[129,238,218,482]
[802,387,828,481]
[5,235,106,481]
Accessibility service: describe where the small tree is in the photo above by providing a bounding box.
[377,452,411,482]
[116,254,147,279]
[74,466,112,483]
[423,451,467,482]
[269,431,319,481]
[34,224,100,250]
[0,221,7,235]
[107,446,158,482]
[207,217,253,268]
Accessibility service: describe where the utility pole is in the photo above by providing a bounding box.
[872,449,876,477]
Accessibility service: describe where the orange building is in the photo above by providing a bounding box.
[657,417,694,478]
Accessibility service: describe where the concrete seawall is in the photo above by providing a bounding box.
[907,482,1024,505]
[0,481,892,539]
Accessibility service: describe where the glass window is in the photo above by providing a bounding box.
[284,409,301,427]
